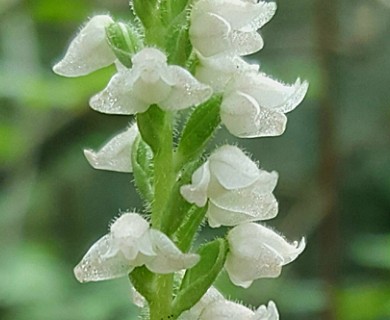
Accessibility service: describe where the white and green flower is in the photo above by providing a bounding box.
[74,212,199,282]
[89,48,212,115]
[190,0,276,57]
[180,145,278,228]
[226,222,306,288]
[220,71,309,137]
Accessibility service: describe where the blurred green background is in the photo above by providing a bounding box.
[1,0,389,319]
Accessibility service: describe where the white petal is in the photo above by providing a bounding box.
[221,91,287,137]
[230,30,264,56]
[190,13,231,57]
[196,55,259,92]
[180,162,211,207]
[83,124,138,172]
[160,66,212,111]
[245,1,277,30]
[89,70,149,115]
[131,287,146,308]
[225,240,283,287]
[131,73,172,105]
[74,235,134,283]
[200,300,255,319]
[53,15,116,77]
[178,287,224,320]
[209,145,259,189]
[205,0,276,30]
[132,47,168,67]
[130,48,173,105]
[254,301,279,320]
[208,189,278,227]
[109,212,155,260]
[237,73,309,114]
[145,230,200,274]
[110,212,149,238]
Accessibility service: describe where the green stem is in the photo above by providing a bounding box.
[151,113,174,229]
[149,274,174,320]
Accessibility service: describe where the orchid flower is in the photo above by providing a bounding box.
[89,48,212,115]
[225,222,306,288]
[74,212,199,283]
[190,0,276,57]
[180,145,278,228]
[220,71,309,137]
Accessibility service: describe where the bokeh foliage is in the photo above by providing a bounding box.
[1,0,390,319]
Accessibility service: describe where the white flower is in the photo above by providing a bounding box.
[53,15,116,77]
[180,145,278,228]
[74,212,199,282]
[221,72,309,138]
[178,287,224,320]
[225,222,305,288]
[199,300,279,320]
[83,123,138,172]
[89,48,212,115]
[190,0,276,57]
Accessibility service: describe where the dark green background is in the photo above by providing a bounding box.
[1,0,389,319]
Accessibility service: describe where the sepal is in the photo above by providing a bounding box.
[53,15,116,77]
[83,124,138,172]
[132,0,158,29]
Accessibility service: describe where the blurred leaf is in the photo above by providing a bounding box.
[337,283,390,320]
[30,0,90,22]
[351,234,390,269]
